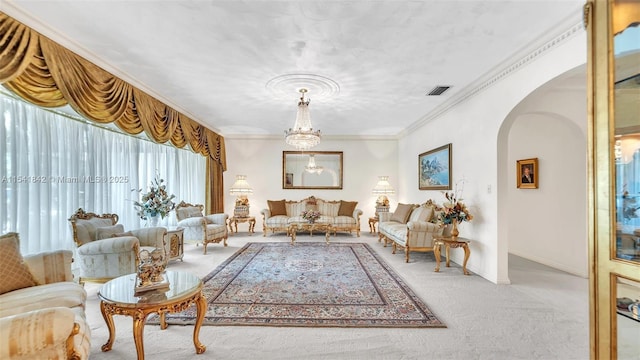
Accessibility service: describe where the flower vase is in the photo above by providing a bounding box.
[147,215,160,227]
[451,219,459,237]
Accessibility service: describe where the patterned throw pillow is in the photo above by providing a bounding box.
[95,224,126,240]
[268,200,287,216]
[390,203,415,224]
[338,201,358,216]
[0,232,37,295]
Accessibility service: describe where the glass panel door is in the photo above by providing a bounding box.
[587,1,640,358]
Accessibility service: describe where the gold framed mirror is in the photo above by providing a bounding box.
[282,151,343,189]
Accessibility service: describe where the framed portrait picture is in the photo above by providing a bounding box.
[285,173,293,188]
[517,158,538,189]
[418,143,452,190]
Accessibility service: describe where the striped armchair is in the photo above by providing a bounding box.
[68,208,167,284]
[175,201,229,254]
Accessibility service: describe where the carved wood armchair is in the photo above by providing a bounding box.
[68,208,167,284]
[175,201,228,254]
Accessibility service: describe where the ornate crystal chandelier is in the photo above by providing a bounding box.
[285,88,321,150]
[304,154,324,174]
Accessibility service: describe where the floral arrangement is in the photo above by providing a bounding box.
[438,180,473,224]
[132,174,176,220]
[301,209,321,222]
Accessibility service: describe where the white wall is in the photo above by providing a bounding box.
[223,25,589,284]
[504,69,588,277]
[399,28,588,283]
[223,137,398,227]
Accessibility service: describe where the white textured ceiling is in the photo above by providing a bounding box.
[3,1,584,137]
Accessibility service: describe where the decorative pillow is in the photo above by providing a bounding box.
[187,207,203,218]
[268,200,287,216]
[95,224,126,240]
[390,203,415,224]
[176,206,203,221]
[408,206,433,223]
[115,231,135,237]
[338,201,358,216]
[0,233,37,295]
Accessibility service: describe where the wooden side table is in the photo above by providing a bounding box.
[368,217,378,234]
[227,216,256,235]
[164,227,184,262]
[433,236,471,275]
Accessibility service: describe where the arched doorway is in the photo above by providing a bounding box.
[497,66,589,283]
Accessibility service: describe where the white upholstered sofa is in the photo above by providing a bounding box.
[261,196,362,237]
[0,232,90,360]
[176,201,229,254]
[378,200,444,262]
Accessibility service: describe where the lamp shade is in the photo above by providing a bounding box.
[229,175,253,195]
[372,176,395,195]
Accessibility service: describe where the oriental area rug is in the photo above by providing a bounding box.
[149,242,445,328]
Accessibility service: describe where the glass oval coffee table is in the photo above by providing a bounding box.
[98,271,207,360]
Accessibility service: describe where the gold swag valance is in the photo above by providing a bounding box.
[0,12,226,170]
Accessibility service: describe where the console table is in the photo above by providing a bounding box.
[433,236,471,275]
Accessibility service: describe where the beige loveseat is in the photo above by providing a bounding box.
[261,196,362,237]
[378,200,444,262]
[0,232,90,359]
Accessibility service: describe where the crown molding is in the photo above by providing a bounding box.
[1,2,222,135]
[400,14,585,138]
[223,133,399,141]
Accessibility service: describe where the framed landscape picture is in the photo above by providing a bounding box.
[419,143,452,190]
[517,158,538,189]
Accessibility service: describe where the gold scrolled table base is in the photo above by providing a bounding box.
[98,271,206,360]
[433,236,471,275]
[288,222,333,245]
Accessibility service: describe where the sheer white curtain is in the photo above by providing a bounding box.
[0,93,206,255]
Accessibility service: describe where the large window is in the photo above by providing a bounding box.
[0,93,206,254]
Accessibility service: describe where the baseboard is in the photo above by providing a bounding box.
[509,250,588,278]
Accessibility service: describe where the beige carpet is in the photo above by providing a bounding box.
[83,232,590,359]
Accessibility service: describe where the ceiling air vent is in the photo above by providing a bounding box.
[426,86,451,96]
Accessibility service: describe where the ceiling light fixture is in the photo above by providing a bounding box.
[285,88,321,150]
[304,154,324,174]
